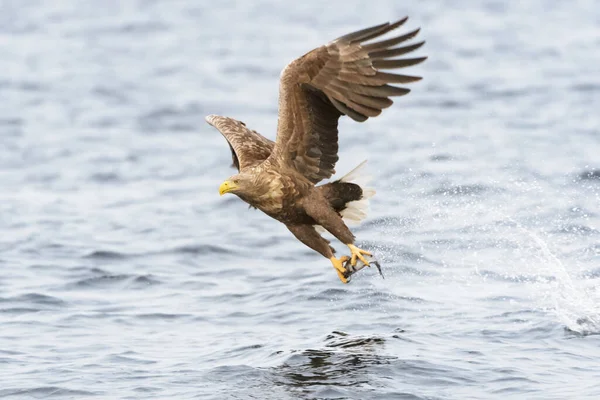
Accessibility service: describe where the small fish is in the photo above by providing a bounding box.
[342,255,384,282]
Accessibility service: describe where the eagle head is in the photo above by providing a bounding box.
[219,173,252,196]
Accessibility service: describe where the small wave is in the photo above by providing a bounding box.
[0,387,98,397]
[571,83,600,93]
[0,117,22,126]
[476,269,554,284]
[395,265,440,277]
[132,274,161,284]
[429,153,454,162]
[83,250,129,260]
[272,331,473,398]
[1,293,66,306]
[72,274,131,287]
[67,273,160,290]
[352,291,428,304]
[361,216,419,229]
[0,80,47,93]
[105,354,157,365]
[490,375,540,394]
[116,21,170,35]
[89,171,122,183]
[307,287,351,301]
[582,267,600,279]
[277,348,393,387]
[554,224,598,236]
[564,317,600,336]
[174,244,232,255]
[132,386,162,393]
[84,245,236,260]
[224,344,264,354]
[134,312,192,320]
[0,293,67,314]
[137,104,204,134]
[222,64,274,77]
[578,169,600,180]
[200,364,274,399]
[325,331,386,349]
[480,295,526,303]
[431,184,495,196]
[0,349,23,356]
[0,307,40,314]
[416,98,470,109]
[91,85,131,105]
[360,241,438,265]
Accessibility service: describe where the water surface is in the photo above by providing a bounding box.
[1,1,600,399]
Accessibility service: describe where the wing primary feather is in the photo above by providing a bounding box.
[328,97,369,122]
[346,17,409,44]
[330,94,381,117]
[349,92,393,109]
[368,41,425,59]
[346,83,411,97]
[329,81,394,108]
[336,22,391,43]
[372,56,428,69]
[362,28,422,52]
[269,18,426,184]
[372,71,422,84]
[337,70,421,85]
[208,115,274,172]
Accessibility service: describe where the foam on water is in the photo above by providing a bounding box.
[368,177,600,337]
[513,224,600,335]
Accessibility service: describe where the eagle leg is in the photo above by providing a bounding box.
[286,224,353,283]
[347,244,372,267]
[330,255,351,284]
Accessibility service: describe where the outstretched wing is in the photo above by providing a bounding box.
[206,115,274,172]
[271,17,426,184]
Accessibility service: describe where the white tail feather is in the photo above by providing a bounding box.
[339,160,375,225]
[340,160,371,185]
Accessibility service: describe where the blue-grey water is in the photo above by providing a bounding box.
[1,1,600,399]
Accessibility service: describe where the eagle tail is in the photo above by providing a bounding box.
[315,161,375,233]
[335,160,376,224]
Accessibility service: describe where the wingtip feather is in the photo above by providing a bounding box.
[205,114,219,125]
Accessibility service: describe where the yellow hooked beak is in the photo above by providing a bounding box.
[219,180,238,196]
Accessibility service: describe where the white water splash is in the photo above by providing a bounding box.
[370,191,600,335]
[512,222,600,335]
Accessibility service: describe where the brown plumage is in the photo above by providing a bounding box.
[207,17,426,283]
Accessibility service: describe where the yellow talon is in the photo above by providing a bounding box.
[347,244,372,266]
[330,256,350,284]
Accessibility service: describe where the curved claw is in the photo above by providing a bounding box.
[330,256,351,283]
[347,244,372,266]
